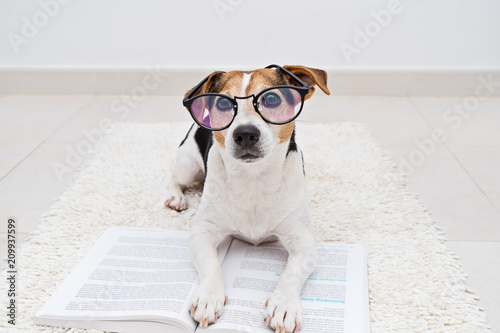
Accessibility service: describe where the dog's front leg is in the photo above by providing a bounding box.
[265,224,317,333]
[189,223,227,327]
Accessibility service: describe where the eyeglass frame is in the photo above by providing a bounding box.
[182,64,310,131]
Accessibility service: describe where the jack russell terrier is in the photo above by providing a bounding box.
[165,64,330,332]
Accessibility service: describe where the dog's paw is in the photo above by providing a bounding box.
[265,293,302,333]
[164,195,188,211]
[190,284,227,327]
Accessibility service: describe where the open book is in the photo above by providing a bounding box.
[34,227,370,333]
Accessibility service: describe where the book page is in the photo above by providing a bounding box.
[35,227,232,332]
[202,239,369,333]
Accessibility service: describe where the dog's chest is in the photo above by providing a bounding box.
[198,142,307,242]
[204,166,304,241]
[220,183,287,239]
[228,178,282,217]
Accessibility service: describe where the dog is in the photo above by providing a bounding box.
[165,64,330,332]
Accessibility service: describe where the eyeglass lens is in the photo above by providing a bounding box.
[189,87,302,130]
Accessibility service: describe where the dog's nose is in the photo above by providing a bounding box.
[233,125,260,147]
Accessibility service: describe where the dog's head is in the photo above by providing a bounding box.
[184,65,330,163]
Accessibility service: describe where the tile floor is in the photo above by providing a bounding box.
[0,94,499,331]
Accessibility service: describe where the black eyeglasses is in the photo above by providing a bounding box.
[182,64,309,131]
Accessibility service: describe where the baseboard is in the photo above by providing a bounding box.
[0,67,499,96]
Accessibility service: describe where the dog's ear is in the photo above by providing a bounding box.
[183,71,224,99]
[283,65,330,99]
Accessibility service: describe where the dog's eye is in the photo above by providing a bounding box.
[215,97,233,112]
[262,92,281,108]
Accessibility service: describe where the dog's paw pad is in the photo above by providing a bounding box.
[164,195,188,211]
[265,295,302,332]
[190,285,227,327]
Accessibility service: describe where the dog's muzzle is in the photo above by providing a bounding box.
[232,125,262,161]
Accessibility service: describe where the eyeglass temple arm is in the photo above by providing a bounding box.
[185,71,227,101]
[265,64,309,89]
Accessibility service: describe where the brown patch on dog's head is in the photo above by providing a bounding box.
[276,121,295,144]
[183,71,223,99]
[212,131,226,148]
[244,68,287,96]
[283,65,330,100]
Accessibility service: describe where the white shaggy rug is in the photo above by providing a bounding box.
[0,122,490,332]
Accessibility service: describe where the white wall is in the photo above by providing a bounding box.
[1,0,499,70]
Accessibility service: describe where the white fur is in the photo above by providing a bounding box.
[165,126,204,211]
[240,73,251,96]
[167,75,317,332]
